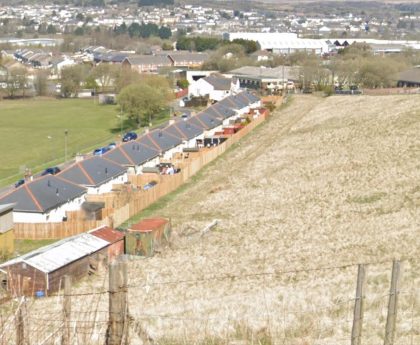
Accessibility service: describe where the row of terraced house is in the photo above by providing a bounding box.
[0,91,261,229]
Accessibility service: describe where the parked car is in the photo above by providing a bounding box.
[143,181,157,191]
[41,167,61,176]
[107,142,117,150]
[122,132,137,142]
[15,179,25,188]
[93,147,111,156]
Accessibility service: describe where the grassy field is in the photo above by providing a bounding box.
[0,98,119,184]
[2,94,419,344]
[0,98,169,187]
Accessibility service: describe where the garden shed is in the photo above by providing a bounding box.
[0,228,123,296]
[125,218,171,257]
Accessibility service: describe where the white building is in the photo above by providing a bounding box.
[0,175,86,223]
[188,74,240,101]
[225,32,330,55]
[58,156,128,195]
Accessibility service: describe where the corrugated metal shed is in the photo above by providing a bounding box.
[0,233,109,273]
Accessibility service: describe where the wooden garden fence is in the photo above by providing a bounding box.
[13,112,268,240]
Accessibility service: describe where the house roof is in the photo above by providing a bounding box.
[228,65,300,81]
[0,233,109,274]
[202,75,232,90]
[0,203,15,214]
[193,111,223,129]
[0,176,86,214]
[124,55,172,66]
[137,130,183,153]
[104,141,159,167]
[58,156,127,187]
[167,52,209,64]
[164,121,204,140]
[208,102,237,119]
[396,67,420,84]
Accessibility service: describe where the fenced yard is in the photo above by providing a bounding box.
[13,112,268,240]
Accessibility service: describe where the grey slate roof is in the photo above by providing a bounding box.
[147,129,183,152]
[164,121,203,140]
[396,67,420,84]
[206,102,236,119]
[104,142,159,166]
[58,156,127,187]
[124,55,172,66]
[202,75,232,90]
[190,111,223,130]
[0,176,86,213]
[166,52,209,64]
[221,93,249,110]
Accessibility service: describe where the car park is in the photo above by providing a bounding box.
[41,167,61,176]
[122,132,138,142]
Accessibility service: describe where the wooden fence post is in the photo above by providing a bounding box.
[106,259,128,345]
[62,275,72,345]
[351,264,366,345]
[16,298,25,345]
[384,260,402,345]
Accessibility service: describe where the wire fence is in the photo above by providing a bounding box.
[0,256,419,345]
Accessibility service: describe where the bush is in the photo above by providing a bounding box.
[323,85,334,97]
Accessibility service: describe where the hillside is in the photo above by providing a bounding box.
[3,94,419,344]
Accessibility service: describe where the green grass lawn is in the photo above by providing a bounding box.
[0,98,120,185]
[0,98,170,187]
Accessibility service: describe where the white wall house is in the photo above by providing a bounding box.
[86,173,128,195]
[12,195,86,223]
[0,175,87,224]
[58,156,129,196]
[189,75,240,102]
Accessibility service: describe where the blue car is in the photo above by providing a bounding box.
[15,179,25,188]
[41,167,61,176]
[93,147,111,156]
[122,132,137,142]
[108,142,117,150]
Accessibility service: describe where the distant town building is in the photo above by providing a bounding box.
[225,32,330,55]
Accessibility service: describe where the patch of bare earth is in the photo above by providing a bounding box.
[6,95,419,345]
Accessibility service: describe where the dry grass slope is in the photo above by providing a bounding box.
[2,94,419,345]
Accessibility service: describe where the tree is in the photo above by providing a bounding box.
[6,67,28,98]
[76,13,84,21]
[176,79,189,89]
[231,39,260,54]
[158,26,172,39]
[114,66,142,93]
[34,70,49,96]
[117,76,172,125]
[47,24,57,34]
[91,63,118,92]
[61,65,87,97]
[114,22,127,35]
[74,27,85,36]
